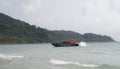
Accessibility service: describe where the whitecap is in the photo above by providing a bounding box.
[81,64,99,67]
[50,59,99,68]
[0,54,24,60]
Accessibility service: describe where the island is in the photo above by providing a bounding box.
[0,12,115,44]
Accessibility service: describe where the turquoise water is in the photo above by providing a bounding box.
[0,42,120,69]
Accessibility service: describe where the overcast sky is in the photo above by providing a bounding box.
[0,0,120,41]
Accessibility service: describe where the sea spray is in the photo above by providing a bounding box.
[79,41,87,47]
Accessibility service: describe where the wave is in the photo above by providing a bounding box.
[50,59,120,69]
[0,54,24,60]
[50,59,99,68]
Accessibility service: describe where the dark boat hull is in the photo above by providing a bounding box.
[51,43,79,47]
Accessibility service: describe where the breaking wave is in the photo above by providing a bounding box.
[0,54,24,60]
[50,59,120,69]
[50,59,99,68]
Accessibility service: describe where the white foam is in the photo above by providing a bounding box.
[50,59,99,68]
[0,54,24,60]
[79,41,87,47]
[81,64,99,67]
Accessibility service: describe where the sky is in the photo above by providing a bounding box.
[0,0,120,41]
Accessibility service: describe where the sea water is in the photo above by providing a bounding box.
[0,42,120,69]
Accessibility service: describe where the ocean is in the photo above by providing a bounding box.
[0,42,120,69]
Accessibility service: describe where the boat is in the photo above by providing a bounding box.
[51,39,79,47]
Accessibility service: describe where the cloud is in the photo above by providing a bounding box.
[110,0,120,11]
[21,0,41,15]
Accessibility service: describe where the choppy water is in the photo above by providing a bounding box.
[0,42,120,69]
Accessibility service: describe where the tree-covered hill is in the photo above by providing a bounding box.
[0,13,52,43]
[0,13,115,44]
[82,33,114,42]
[52,30,83,42]
[52,30,114,42]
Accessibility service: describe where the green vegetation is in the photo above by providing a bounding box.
[52,31,114,42]
[0,13,115,44]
